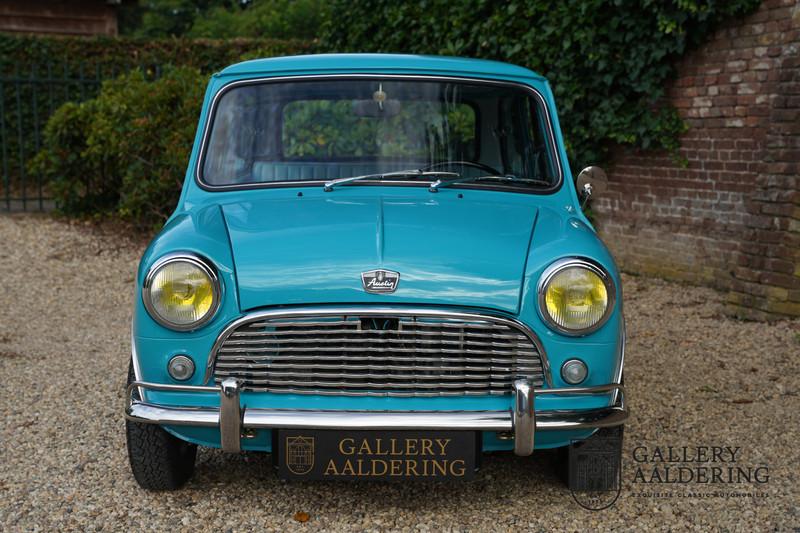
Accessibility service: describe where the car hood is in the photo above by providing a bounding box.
[221,195,537,313]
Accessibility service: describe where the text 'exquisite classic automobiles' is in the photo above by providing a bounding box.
[125,54,627,490]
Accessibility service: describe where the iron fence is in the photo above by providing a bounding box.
[0,62,160,212]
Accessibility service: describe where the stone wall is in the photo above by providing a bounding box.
[594,0,800,319]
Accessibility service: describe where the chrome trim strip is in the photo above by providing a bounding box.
[535,402,628,430]
[126,397,628,432]
[194,74,563,193]
[127,381,220,394]
[219,378,242,453]
[244,409,511,431]
[124,381,627,456]
[203,306,553,388]
[130,329,144,400]
[127,403,221,427]
[512,379,535,456]
[612,317,626,405]
[532,383,621,395]
[142,252,222,332]
[536,256,617,336]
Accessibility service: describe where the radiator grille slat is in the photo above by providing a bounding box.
[212,312,545,396]
[231,329,527,340]
[215,362,542,372]
[219,346,538,355]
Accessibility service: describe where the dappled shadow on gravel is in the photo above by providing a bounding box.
[1,214,798,531]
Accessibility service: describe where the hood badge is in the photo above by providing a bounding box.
[361,269,400,294]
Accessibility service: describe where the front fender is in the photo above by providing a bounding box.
[133,204,240,385]
[518,206,623,389]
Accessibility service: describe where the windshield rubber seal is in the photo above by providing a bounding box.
[194,74,564,195]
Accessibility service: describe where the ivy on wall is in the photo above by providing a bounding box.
[320,0,761,171]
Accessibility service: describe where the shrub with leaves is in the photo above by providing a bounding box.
[320,0,761,170]
[0,33,309,75]
[31,67,206,229]
[0,34,309,205]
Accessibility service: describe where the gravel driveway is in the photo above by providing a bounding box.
[1,213,798,532]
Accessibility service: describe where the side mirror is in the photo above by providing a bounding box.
[575,166,608,207]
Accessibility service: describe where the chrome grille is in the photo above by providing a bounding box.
[211,311,546,397]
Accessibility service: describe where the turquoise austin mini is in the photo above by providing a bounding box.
[125,54,627,489]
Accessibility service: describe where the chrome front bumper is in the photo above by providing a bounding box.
[125,379,627,456]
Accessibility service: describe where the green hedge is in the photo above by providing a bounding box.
[0,34,309,74]
[0,34,308,210]
[320,0,761,170]
[30,68,206,229]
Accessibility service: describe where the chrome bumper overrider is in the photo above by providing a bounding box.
[125,380,627,456]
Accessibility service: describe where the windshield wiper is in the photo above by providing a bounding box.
[428,174,552,192]
[323,169,459,192]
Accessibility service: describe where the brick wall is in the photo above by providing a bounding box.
[594,0,800,319]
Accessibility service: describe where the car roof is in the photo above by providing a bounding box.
[218,53,546,82]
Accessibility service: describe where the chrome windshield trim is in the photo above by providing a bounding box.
[203,306,552,388]
[194,74,564,193]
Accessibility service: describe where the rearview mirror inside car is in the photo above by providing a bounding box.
[352,99,402,117]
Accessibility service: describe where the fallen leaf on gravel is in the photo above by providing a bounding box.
[293,512,310,523]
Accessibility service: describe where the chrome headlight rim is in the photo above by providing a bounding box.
[142,252,221,332]
[537,256,616,336]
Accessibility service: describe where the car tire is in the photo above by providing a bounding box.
[125,362,197,490]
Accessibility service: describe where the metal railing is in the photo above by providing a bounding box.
[0,62,160,212]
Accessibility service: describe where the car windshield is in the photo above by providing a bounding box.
[200,78,559,190]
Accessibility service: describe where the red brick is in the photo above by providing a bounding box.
[599,0,800,318]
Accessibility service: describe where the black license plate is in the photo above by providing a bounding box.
[277,429,478,480]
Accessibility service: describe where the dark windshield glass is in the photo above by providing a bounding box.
[201,78,558,188]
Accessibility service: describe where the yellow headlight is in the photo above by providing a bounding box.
[144,256,219,330]
[543,265,609,332]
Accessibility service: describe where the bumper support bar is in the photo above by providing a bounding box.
[125,381,627,457]
[219,378,242,453]
[512,379,535,456]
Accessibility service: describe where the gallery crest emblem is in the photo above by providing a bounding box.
[285,436,315,475]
